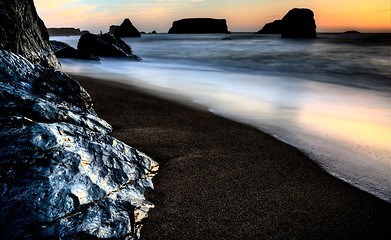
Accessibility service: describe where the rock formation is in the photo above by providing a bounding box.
[51,40,100,61]
[1,0,155,239]
[255,8,316,38]
[47,28,89,36]
[0,0,60,69]
[168,18,230,34]
[78,33,141,60]
[112,19,141,37]
[281,8,316,38]
[109,25,120,34]
[256,20,282,34]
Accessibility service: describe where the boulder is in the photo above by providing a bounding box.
[256,20,282,34]
[0,49,157,240]
[77,33,141,60]
[50,40,100,61]
[0,0,60,69]
[113,18,141,37]
[168,18,230,34]
[281,8,316,38]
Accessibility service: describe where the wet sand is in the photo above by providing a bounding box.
[71,74,391,240]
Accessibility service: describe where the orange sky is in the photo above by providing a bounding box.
[34,0,390,33]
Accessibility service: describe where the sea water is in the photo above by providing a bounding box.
[53,33,391,202]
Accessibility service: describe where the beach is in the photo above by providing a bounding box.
[72,74,391,240]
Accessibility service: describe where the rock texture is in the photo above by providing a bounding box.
[50,40,100,61]
[47,28,89,36]
[113,19,141,38]
[0,50,158,239]
[281,8,316,38]
[78,33,141,60]
[256,20,282,34]
[0,0,60,69]
[168,18,230,34]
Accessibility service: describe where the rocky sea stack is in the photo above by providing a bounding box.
[168,18,230,34]
[110,18,141,37]
[256,8,316,38]
[0,0,155,239]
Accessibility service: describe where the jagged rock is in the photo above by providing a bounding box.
[0,50,158,239]
[50,40,100,61]
[77,33,141,60]
[114,19,141,38]
[281,8,316,38]
[168,18,230,34]
[0,0,60,69]
[47,28,89,36]
[256,20,282,34]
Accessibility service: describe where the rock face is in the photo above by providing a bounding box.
[256,20,282,34]
[0,50,158,239]
[0,0,60,69]
[168,18,230,34]
[78,33,141,60]
[50,40,100,61]
[281,8,316,38]
[47,28,89,36]
[113,19,141,38]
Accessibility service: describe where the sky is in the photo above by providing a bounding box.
[34,0,390,33]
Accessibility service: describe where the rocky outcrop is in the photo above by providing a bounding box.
[47,28,89,36]
[168,18,230,34]
[281,8,316,38]
[256,20,282,34]
[50,40,100,61]
[109,25,120,34]
[0,0,60,69]
[78,33,141,60]
[255,8,316,38]
[0,49,157,239]
[113,19,141,38]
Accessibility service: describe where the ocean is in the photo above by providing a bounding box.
[52,33,391,202]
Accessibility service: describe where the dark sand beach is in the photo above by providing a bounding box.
[71,74,391,240]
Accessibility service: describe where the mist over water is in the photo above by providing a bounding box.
[54,33,391,202]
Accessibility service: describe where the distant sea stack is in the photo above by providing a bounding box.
[110,18,141,37]
[168,18,230,34]
[47,28,89,36]
[0,0,60,69]
[256,8,316,38]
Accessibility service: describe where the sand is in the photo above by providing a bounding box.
[71,74,391,240]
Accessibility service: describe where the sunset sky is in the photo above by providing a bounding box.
[34,0,390,33]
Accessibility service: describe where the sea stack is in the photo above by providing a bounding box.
[0,0,60,69]
[281,8,316,38]
[168,18,230,34]
[112,18,141,37]
[255,8,316,38]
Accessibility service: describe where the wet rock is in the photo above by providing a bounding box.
[256,20,282,34]
[77,33,141,60]
[168,18,230,34]
[50,40,100,61]
[0,0,60,69]
[114,19,141,38]
[281,8,316,38]
[0,50,157,239]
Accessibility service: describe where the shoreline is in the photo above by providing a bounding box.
[71,74,391,239]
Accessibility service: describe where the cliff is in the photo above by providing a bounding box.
[168,18,230,34]
[0,0,60,69]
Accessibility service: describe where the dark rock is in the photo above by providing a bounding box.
[222,37,232,40]
[168,18,230,34]
[47,28,88,36]
[0,50,158,239]
[50,40,100,61]
[281,8,316,38]
[140,31,146,34]
[77,33,141,60]
[256,20,282,34]
[0,0,60,69]
[114,19,141,38]
[150,30,157,34]
[109,25,120,34]
[344,30,361,34]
